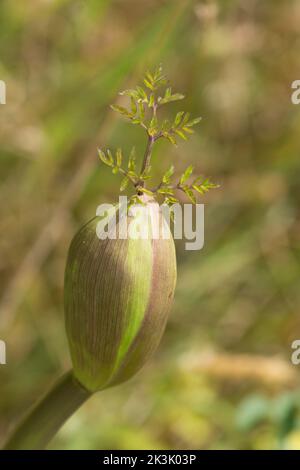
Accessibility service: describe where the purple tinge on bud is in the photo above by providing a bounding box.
[64,200,177,392]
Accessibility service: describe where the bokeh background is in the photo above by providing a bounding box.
[1,0,300,450]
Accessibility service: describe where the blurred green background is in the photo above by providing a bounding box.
[1,0,300,450]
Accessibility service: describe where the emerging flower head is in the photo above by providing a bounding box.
[64,199,176,392]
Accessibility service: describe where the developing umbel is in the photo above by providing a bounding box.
[64,198,177,392]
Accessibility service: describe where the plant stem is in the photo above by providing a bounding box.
[139,102,158,187]
[3,370,91,450]
[140,135,155,182]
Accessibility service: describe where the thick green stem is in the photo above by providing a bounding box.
[3,370,91,450]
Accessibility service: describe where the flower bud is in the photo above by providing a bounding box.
[64,198,177,392]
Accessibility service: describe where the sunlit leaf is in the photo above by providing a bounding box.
[174,111,185,126]
[130,97,137,114]
[138,187,153,196]
[180,165,194,184]
[128,147,136,171]
[116,148,122,167]
[149,93,155,108]
[183,186,196,204]
[162,165,175,184]
[98,149,114,167]
[110,104,130,116]
[120,176,129,192]
[175,129,187,140]
[144,78,154,90]
[164,133,177,145]
[186,117,202,127]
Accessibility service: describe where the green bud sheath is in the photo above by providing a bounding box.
[64,199,177,392]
